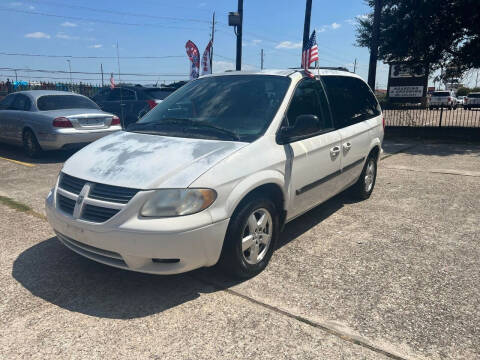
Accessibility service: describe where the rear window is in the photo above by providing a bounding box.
[37,95,99,110]
[144,89,175,100]
[432,92,450,96]
[468,93,480,98]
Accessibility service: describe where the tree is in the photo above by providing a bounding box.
[356,0,480,74]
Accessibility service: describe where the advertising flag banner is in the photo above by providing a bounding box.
[110,73,115,89]
[185,40,200,80]
[201,40,213,75]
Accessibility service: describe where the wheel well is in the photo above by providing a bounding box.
[234,183,286,224]
[369,145,380,161]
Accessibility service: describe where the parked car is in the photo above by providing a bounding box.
[464,92,480,110]
[92,85,177,128]
[429,91,457,110]
[456,96,465,105]
[45,69,384,278]
[0,90,121,157]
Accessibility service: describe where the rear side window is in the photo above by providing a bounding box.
[11,94,32,111]
[108,88,136,101]
[142,89,175,100]
[322,76,380,129]
[37,95,99,110]
[0,94,15,110]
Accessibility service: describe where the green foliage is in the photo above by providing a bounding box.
[456,87,470,96]
[356,0,480,73]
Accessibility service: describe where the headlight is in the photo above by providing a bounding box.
[140,189,216,217]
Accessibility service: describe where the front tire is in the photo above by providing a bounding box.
[218,196,279,279]
[351,155,377,200]
[23,129,42,158]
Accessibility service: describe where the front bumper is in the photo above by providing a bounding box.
[45,190,230,275]
[38,127,121,150]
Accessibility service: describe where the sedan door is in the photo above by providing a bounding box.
[282,78,342,220]
[321,75,381,190]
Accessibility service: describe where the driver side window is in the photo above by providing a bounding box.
[286,79,332,135]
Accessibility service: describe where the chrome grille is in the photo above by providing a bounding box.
[57,194,75,215]
[89,183,139,204]
[82,205,120,223]
[56,172,140,223]
[59,173,86,194]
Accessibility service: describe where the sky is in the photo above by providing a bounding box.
[0,0,392,88]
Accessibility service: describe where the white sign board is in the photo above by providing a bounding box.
[390,64,425,78]
[389,86,424,98]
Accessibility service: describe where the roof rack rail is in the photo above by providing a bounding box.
[289,66,350,72]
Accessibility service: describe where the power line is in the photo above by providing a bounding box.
[0,51,185,60]
[28,0,213,24]
[0,67,186,77]
[0,8,207,31]
[0,74,185,82]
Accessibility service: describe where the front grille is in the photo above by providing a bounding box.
[57,194,75,215]
[82,204,120,223]
[59,173,86,194]
[56,172,140,223]
[89,183,139,204]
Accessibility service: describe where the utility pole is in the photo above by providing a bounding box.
[476,70,479,88]
[302,0,313,67]
[100,63,104,87]
[14,69,18,81]
[210,12,215,72]
[66,59,72,86]
[353,58,357,73]
[368,0,382,89]
[261,49,264,70]
[236,0,243,70]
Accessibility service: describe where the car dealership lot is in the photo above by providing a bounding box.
[1,140,480,359]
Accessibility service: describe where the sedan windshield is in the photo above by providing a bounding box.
[37,95,99,111]
[128,75,291,142]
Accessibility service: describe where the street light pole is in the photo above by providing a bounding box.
[236,0,243,71]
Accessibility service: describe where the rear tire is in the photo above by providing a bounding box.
[22,129,42,158]
[218,196,279,279]
[350,155,377,200]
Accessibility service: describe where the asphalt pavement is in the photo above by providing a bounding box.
[1,139,479,359]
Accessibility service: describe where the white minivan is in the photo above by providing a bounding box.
[46,69,384,278]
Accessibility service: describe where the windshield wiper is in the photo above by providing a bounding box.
[158,118,241,141]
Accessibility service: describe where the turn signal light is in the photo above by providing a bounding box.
[111,116,121,125]
[52,117,73,128]
[147,100,158,109]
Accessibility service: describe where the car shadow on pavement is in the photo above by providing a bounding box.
[12,191,353,320]
[0,143,76,164]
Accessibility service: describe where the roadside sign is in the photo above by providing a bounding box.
[387,63,428,103]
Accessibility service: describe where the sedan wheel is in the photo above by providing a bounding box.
[23,129,42,158]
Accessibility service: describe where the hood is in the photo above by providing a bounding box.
[62,131,247,189]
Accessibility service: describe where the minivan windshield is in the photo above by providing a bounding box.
[432,92,450,97]
[127,75,291,142]
[37,95,99,110]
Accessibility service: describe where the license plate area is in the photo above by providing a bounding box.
[78,118,105,126]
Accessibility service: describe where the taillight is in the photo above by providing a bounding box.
[382,116,385,130]
[111,116,121,125]
[465,98,468,104]
[448,97,452,102]
[52,117,73,128]
[147,100,158,110]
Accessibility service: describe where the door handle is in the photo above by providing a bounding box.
[343,142,352,151]
[330,146,340,157]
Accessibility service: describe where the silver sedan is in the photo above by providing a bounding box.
[0,90,121,157]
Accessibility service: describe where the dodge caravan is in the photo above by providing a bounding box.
[46,69,384,278]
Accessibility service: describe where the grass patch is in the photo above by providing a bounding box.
[0,195,46,220]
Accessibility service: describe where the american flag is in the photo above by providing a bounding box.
[301,30,319,74]
[110,73,115,89]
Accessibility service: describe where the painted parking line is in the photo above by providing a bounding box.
[0,156,35,168]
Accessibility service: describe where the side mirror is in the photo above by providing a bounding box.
[277,114,319,144]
